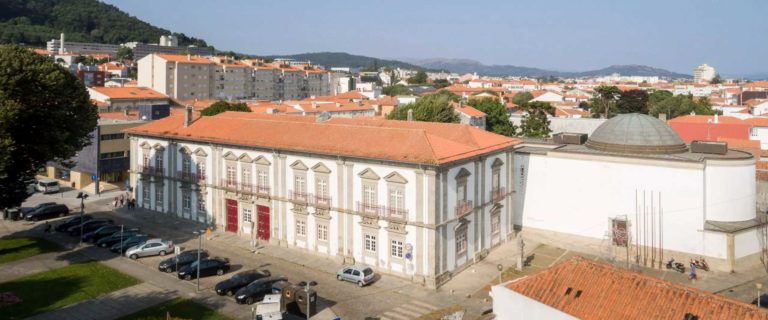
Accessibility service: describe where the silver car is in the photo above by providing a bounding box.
[336,265,376,287]
[126,238,174,259]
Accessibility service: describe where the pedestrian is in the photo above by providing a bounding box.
[131,198,136,210]
[43,221,51,233]
[113,196,118,208]
[119,194,125,207]
[689,259,697,280]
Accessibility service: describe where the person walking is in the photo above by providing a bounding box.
[689,259,697,280]
[119,194,125,207]
[112,196,118,208]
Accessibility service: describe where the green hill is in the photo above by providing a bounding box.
[266,52,427,71]
[0,0,208,47]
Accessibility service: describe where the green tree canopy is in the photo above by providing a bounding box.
[407,71,428,85]
[589,85,622,118]
[382,84,413,96]
[200,100,251,116]
[519,101,554,138]
[431,79,451,89]
[116,47,133,61]
[467,98,516,136]
[648,94,720,119]
[0,45,98,208]
[386,91,459,123]
[617,89,649,114]
[511,92,534,106]
[710,74,723,84]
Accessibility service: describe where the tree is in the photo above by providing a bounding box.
[467,98,516,136]
[386,91,459,123]
[589,85,622,118]
[432,79,451,89]
[200,100,251,116]
[710,74,723,84]
[407,71,428,85]
[511,92,534,106]
[116,47,133,61]
[519,101,554,138]
[0,45,98,208]
[382,84,413,96]
[617,89,649,114]
[648,93,720,119]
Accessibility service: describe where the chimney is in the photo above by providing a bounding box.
[123,109,129,116]
[714,114,719,124]
[184,105,193,127]
[187,54,191,61]
[59,32,66,55]
[311,101,317,109]
[407,109,414,121]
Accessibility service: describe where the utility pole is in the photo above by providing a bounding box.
[194,229,205,291]
[76,192,88,246]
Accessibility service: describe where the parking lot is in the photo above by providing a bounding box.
[2,191,475,319]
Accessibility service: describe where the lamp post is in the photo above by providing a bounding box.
[193,229,206,291]
[497,264,504,284]
[297,280,317,320]
[76,192,88,246]
[758,283,763,308]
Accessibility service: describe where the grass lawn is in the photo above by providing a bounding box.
[0,237,61,264]
[118,298,232,320]
[0,261,140,319]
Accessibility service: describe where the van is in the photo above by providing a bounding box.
[36,179,60,194]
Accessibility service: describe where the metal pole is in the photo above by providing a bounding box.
[79,197,84,246]
[306,283,310,320]
[120,224,124,255]
[197,233,202,291]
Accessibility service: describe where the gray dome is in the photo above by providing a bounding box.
[585,113,688,154]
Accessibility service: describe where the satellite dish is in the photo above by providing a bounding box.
[316,111,331,123]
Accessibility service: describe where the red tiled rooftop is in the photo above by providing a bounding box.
[90,87,168,100]
[125,112,519,165]
[504,257,768,320]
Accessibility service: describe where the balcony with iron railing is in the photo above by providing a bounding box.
[491,187,506,203]
[238,182,255,194]
[255,185,270,196]
[383,205,408,221]
[138,165,163,176]
[356,201,382,218]
[220,178,238,191]
[177,170,206,183]
[311,194,332,208]
[455,200,474,219]
[289,189,309,203]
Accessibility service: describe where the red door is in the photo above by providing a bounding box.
[257,205,270,241]
[226,199,238,233]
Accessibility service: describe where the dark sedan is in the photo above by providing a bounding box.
[158,249,209,273]
[67,218,113,236]
[24,204,69,221]
[215,269,272,296]
[109,235,148,253]
[81,225,123,243]
[97,230,140,248]
[55,214,93,232]
[177,257,230,280]
[22,202,56,216]
[235,277,288,305]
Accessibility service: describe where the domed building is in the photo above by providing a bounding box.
[514,113,760,272]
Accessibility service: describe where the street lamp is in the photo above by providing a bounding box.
[193,229,206,291]
[76,192,88,246]
[497,264,504,284]
[297,280,318,320]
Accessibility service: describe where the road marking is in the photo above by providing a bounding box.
[411,300,439,310]
[382,311,410,320]
[399,303,431,314]
[392,306,422,317]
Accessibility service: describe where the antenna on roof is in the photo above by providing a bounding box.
[316,111,331,123]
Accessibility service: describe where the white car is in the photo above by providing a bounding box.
[125,239,173,259]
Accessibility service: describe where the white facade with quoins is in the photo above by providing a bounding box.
[126,112,519,288]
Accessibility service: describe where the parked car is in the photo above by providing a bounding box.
[177,257,230,280]
[125,239,174,259]
[81,225,123,243]
[55,214,93,232]
[158,249,209,273]
[36,179,60,194]
[110,235,149,254]
[22,202,56,216]
[235,277,289,305]
[215,269,272,296]
[67,218,113,236]
[24,204,69,221]
[97,229,140,248]
[336,265,376,287]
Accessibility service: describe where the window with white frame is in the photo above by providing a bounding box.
[226,164,236,187]
[296,219,306,236]
[363,184,377,206]
[491,211,501,235]
[457,180,467,203]
[196,159,206,180]
[316,176,329,203]
[243,207,253,223]
[142,153,150,168]
[388,187,405,212]
[155,185,164,207]
[364,234,377,252]
[391,239,403,258]
[182,156,191,175]
[197,195,206,213]
[317,224,328,241]
[294,175,306,197]
[492,169,501,191]
[182,189,191,211]
[257,169,269,191]
[155,152,164,173]
[142,182,150,203]
[241,166,251,189]
[456,226,468,256]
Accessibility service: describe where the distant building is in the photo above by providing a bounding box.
[88,87,170,114]
[693,63,716,83]
[47,33,120,56]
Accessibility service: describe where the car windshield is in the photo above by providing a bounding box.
[363,268,373,276]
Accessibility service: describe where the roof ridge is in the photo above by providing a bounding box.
[215,113,430,134]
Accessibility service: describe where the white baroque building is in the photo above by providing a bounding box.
[126,111,518,287]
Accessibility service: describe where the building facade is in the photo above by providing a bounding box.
[126,112,519,287]
[694,63,716,83]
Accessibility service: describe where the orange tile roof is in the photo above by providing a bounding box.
[156,54,214,64]
[374,96,398,106]
[504,257,768,320]
[125,112,519,165]
[668,115,746,124]
[90,87,168,100]
[455,105,486,117]
[334,91,369,100]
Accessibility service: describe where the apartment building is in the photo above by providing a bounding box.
[210,56,251,100]
[126,111,519,288]
[138,54,216,100]
[88,87,171,114]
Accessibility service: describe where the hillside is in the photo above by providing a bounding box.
[409,58,690,79]
[265,52,426,71]
[0,0,208,47]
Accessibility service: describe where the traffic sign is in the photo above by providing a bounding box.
[91,174,97,181]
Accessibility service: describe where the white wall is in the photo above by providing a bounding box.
[704,160,756,222]
[491,284,576,320]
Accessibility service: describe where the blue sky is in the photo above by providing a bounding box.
[102,0,767,76]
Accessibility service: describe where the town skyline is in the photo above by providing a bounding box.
[101,0,768,76]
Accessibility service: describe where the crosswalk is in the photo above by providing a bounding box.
[378,300,440,320]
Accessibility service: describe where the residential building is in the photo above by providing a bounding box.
[138,54,216,100]
[491,257,768,320]
[126,111,519,288]
[88,87,171,114]
[453,103,487,129]
[693,63,716,83]
[47,33,120,56]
